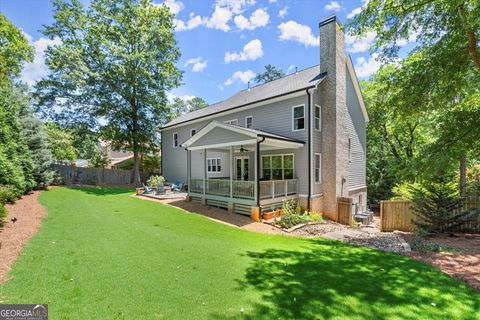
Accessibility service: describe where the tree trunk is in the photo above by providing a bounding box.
[460,156,467,198]
[133,149,141,186]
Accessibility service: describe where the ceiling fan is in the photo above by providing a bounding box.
[239,145,249,152]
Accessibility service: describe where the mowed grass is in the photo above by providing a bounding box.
[0,187,478,319]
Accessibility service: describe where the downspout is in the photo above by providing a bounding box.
[306,89,312,212]
[256,137,266,210]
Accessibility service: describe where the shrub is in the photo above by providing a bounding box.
[410,175,469,233]
[147,175,165,188]
[0,205,6,227]
[304,210,323,222]
[275,200,308,229]
[0,185,19,204]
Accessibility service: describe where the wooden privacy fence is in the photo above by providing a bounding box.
[380,197,480,232]
[337,197,353,226]
[51,164,150,185]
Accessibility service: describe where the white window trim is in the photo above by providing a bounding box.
[314,153,321,184]
[314,104,321,131]
[224,119,238,125]
[291,104,305,132]
[173,132,178,148]
[190,128,196,137]
[245,116,253,129]
[260,154,295,180]
[206,158,221,173]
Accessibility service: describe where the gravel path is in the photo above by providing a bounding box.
[290,219,411,253]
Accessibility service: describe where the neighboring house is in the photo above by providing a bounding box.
[160,15,368,221]
[98,140,134,169]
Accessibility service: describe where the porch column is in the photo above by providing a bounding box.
[229,146,233,199]
[255,142,259,204]
[187,150,191,194]
[203,148,207,196]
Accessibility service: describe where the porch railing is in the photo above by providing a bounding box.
[260,179,298,200]
[190,178,298,201]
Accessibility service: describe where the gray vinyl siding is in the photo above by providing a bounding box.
[346,69,367,190]
[162,95,310,186]
[189,127,253,148]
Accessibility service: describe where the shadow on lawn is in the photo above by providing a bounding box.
[63,185,134,196]
[212,239,480,320]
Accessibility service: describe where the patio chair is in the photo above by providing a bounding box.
[142,183,154,194]
[172,182,184,193]
[156,184,165,195]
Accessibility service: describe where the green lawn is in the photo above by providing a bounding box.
[0,187,478,319]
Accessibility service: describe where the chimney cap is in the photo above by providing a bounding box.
[319,14,342,28]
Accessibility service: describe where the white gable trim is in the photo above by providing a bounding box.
[346,56,369,123]
[181,121,257,148]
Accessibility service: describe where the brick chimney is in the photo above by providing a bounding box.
[319,15,349,220]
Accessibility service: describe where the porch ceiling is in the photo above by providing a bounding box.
[182,121,305,151]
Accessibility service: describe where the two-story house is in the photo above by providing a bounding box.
[160,15,368,221]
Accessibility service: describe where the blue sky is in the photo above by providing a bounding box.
[1,0,406,105]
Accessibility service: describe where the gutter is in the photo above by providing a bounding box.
[306,89,312,212]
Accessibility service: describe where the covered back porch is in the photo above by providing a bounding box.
[182,121,304,216]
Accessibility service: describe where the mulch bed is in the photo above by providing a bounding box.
[0,191,47,283]
[402,233,480,291]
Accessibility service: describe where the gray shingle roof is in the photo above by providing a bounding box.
[163,65,325,128]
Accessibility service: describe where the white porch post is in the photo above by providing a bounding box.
[203,148,207,196]
[254,143,258,203]
[229,146,233,199]
[187,150,191,194]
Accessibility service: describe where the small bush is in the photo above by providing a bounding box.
[275,200,307,229]
[147,175,165,188]
[305,210,323,222]
[0,205,7,227]
[0,185,19,204]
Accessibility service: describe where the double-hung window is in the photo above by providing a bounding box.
[314,105,321,131]
[173,133,178,148]
[207,158,221,173]
[245,116,253,129]
[314,153,321,183]
[261,154,294,180]
[292,105,305,131]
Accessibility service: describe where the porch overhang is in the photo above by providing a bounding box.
[181,121,305,151]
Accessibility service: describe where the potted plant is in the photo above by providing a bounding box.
[147,175,166,189]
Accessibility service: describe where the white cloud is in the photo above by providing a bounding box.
[21,34,61,86]
[204,5,233,31]
[224,39,263,63]
[234,8,269,30]
[160,0,184,14]
[184,57,208,72]
[224,69,256,86]
[175,14,204,31]
[278,20,318,47]
[324,1,342,12]
[397,30,420,46]
[347,7,362,19]
[167,92,196,102]
[278,6,288,18]
[345,31,376,53]
[216,0,256,14]
[354,53,382,78]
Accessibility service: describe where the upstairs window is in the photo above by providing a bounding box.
[173,133,178,148]
[314,105,321,131]
[207,158,221,172]
[224,119,238,126]
[292,105,305,131]
[245,116,253,129]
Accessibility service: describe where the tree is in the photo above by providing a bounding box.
[349,0,480,194]
[0,13,34,85]
[35,0,182,184]
[168,96,207,120]
[44,123,77,161]
[254,64,285,84]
